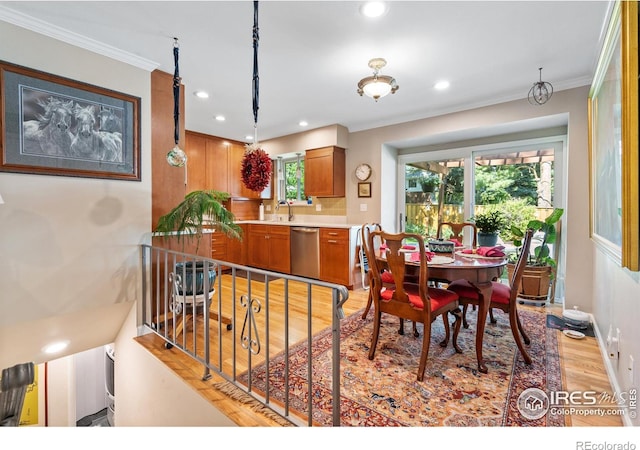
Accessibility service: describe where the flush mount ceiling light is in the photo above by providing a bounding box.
[528,67,554,105]
[357,58,399,101]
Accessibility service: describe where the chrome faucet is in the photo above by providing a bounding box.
[279,200,294,222]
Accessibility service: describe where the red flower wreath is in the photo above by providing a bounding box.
[241,146,272,192]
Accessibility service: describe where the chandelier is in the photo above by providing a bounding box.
[357,58,398,101]
[528,67,553,105]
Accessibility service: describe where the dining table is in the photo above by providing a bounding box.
[378,248,508,374]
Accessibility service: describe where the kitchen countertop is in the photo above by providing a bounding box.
[237,220,361,229]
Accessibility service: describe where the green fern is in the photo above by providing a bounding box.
[155,190,242,250]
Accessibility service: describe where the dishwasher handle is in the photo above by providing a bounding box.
[291,227,319,233]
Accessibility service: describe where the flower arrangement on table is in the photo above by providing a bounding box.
[241,143,272,192]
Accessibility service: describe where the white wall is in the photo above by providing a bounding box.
[0,21,150,370]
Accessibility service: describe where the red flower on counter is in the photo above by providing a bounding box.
[241,145,272,192]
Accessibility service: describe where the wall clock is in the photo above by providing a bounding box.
[355,163,372,181]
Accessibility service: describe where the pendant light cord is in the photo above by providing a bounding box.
[252,1,259,141]
[173,38,181,146]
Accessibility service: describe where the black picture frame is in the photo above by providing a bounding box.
[0,60,141,181]
[358,182,371,198]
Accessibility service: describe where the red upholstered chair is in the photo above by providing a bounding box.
[365,230,463,381]
[447,228,534,365]
[437,222,478,248]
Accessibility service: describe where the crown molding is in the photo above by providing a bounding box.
[0,6,159,72]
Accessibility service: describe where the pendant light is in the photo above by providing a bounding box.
[528,67,554,105]
[166,37,187,167]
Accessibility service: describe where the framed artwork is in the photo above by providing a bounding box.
[0,60,141,181]
[358,182,371,198]
[588,1,639,271]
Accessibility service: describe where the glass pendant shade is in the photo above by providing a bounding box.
[166,144,187,167]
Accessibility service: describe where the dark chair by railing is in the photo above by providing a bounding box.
[0,362,35,426]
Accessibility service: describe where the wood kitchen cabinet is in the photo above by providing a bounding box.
[305,146,345,197]
[227,224,247,266]
[247,224,290,274]
[185,130,229,193]
[319,228,352,286]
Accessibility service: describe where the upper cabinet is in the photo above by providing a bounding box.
[305,146,345,197]
[184,131,272,200]
[185,131,228,193]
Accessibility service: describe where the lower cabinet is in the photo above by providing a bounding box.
[227,224,247,266]
[319,228,352,287]
[247,224,291,274]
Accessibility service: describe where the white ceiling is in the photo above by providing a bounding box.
[0,1,612,145]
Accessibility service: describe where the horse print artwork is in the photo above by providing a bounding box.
[98,106,122,134]
[70,104,123,163]
[3,60,140,181]
[22,96,74,156]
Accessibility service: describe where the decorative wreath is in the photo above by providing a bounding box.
[241,145,272,192]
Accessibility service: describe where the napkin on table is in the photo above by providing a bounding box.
[462,246,505,257]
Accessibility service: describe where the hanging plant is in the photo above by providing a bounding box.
[241,144,272,192]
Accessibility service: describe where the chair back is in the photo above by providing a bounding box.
[437,222,478,248]
[359,223,382,274]
[509,228,534,304]
[366,230,430,317]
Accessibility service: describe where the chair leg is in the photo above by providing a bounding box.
[398,318,405,335]
[515,309,531,345]
[439,313,450,347]
[417,320,432,382]
[489,307,497,324]
[508,308,532,364]
[461,303,470,329]
[451,308,463,353]
[368,310,382,361]
[361,289,373,319]
[412,321,419,337]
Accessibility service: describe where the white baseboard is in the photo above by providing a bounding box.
[590,314,633,427]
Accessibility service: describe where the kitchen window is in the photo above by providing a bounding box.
[277,154,305,202]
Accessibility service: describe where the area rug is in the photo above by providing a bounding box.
[236,306,564,427]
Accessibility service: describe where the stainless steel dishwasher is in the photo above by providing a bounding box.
[290,227,320,279]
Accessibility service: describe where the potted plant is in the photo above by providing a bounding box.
[155,189,242,250]
[155,190,243,301]
[419,174,440,193]
[472,209,506,247]
[507,207,564,302]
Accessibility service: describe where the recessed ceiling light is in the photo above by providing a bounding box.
[245,135,254,141]
[215,115,226,121]
[299,120,308,127]
[194,91,209,99]
[434,80,450,90]
[42,340,69,354]
[360,1,387,18]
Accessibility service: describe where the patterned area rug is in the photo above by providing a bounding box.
[237,307,564,427]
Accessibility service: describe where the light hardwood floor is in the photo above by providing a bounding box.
[136,274,622,427]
